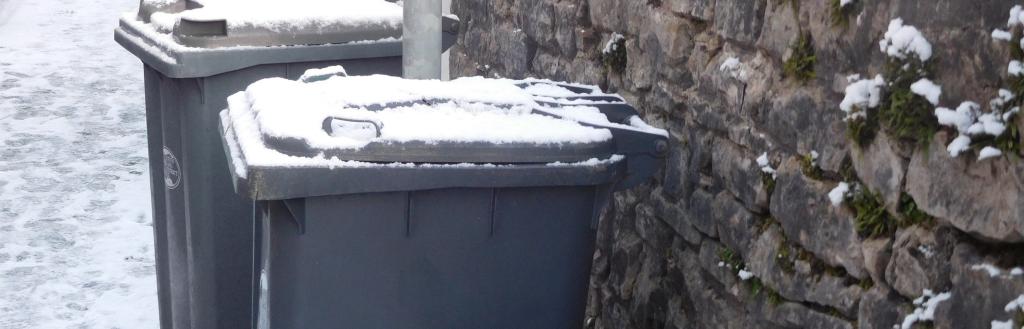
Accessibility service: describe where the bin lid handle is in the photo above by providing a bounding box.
[322,117,383,140]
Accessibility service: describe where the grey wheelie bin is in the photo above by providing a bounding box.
[114,2,458,329]
[218,76,669,329]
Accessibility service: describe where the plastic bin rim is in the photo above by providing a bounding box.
[239,163,626,201]
[116,16,452,78]
[220,113,626,200]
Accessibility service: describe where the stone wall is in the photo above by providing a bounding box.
[449,0,1024,328]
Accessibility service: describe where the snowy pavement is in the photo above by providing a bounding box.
[0,0,157,328]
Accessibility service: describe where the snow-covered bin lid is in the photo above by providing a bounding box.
[219,74,669,200]
[115,0,459,78]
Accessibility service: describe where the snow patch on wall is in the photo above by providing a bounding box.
[899,290,952,329]
[879,18,933,61]
[829,182,850,207]
[839,75,885,121]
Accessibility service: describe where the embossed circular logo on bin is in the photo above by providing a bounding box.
[163,147,181,190]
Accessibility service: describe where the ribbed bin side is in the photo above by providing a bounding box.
[156,70,194,329]
[259,186,602,329]
[143,65,172,329]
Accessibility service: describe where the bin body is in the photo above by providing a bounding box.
[118,2,455,327]
[142,58,402,329]
[258,186,602,329]
[218,76,669,329]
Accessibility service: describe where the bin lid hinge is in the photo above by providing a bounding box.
[534,109,667,191]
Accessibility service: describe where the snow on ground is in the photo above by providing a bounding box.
[0,0,156,328]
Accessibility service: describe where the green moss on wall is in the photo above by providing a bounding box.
[850,186,894,238]
[602,37,627,73]
[784,33,817,84]
[800,153,824,180]
[898,193,934,228]
[829,0,856,28]
[878,59,939,147]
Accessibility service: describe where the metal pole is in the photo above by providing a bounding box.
[403,0,443,79]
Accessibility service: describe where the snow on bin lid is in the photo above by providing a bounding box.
[116,0,459,77]
[221,75,668,177]
[137,0,404,48]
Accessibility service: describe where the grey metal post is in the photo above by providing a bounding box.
[403,0,443,79]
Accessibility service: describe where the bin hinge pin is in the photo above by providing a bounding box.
[655,140,668,156]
